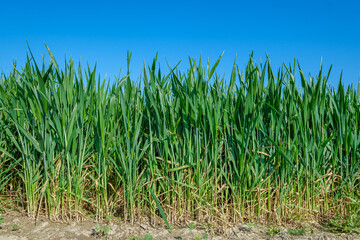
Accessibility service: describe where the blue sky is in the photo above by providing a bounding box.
[1,0,359,87]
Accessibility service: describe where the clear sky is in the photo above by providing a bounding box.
[1,0,359,87]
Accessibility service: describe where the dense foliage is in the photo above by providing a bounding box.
[0,48,359,225]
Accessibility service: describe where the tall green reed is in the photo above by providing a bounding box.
[0,48,359,226]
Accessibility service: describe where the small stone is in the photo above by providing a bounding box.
[140,224,149,230]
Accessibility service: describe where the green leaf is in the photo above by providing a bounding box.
[148,186,172,231]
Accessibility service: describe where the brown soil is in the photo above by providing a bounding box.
[0,212,359,240]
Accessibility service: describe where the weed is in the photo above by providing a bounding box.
[141,234,154,240]
[92,223,110,238]
[12,224,19,231]
[326,215,360,234]
[126,235,158,240]
[267,225,280,236]
[201,233,209,239]
[246,222,254,228]
[125,237,137,240]
[287,227,306,236]
[189,223,197,231]
[193,233,209,240]
[107,216,113,223]
[0,214,3,228]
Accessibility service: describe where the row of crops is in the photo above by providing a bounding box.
[0,48,359,225]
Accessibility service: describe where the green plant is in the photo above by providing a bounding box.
[92,223,110,238]
[126,237,137,240]
[0,214,4,227]
[12,224,19,231]
[141,234,154,240]
[107,215,113,223]
[267,225,280,236]
[0,45,359,228]
[326,215,360,234]
[126,235,158,240]
[246,222,254,228]
[189,223,197,231]
[201,233,209,239]
[326,196,360,233]
[287,227,306,236]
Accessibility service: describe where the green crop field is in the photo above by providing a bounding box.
[0,46,359,229]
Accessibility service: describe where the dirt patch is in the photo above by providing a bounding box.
[0,213,359,240]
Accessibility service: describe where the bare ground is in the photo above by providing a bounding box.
[0,213,359,240]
